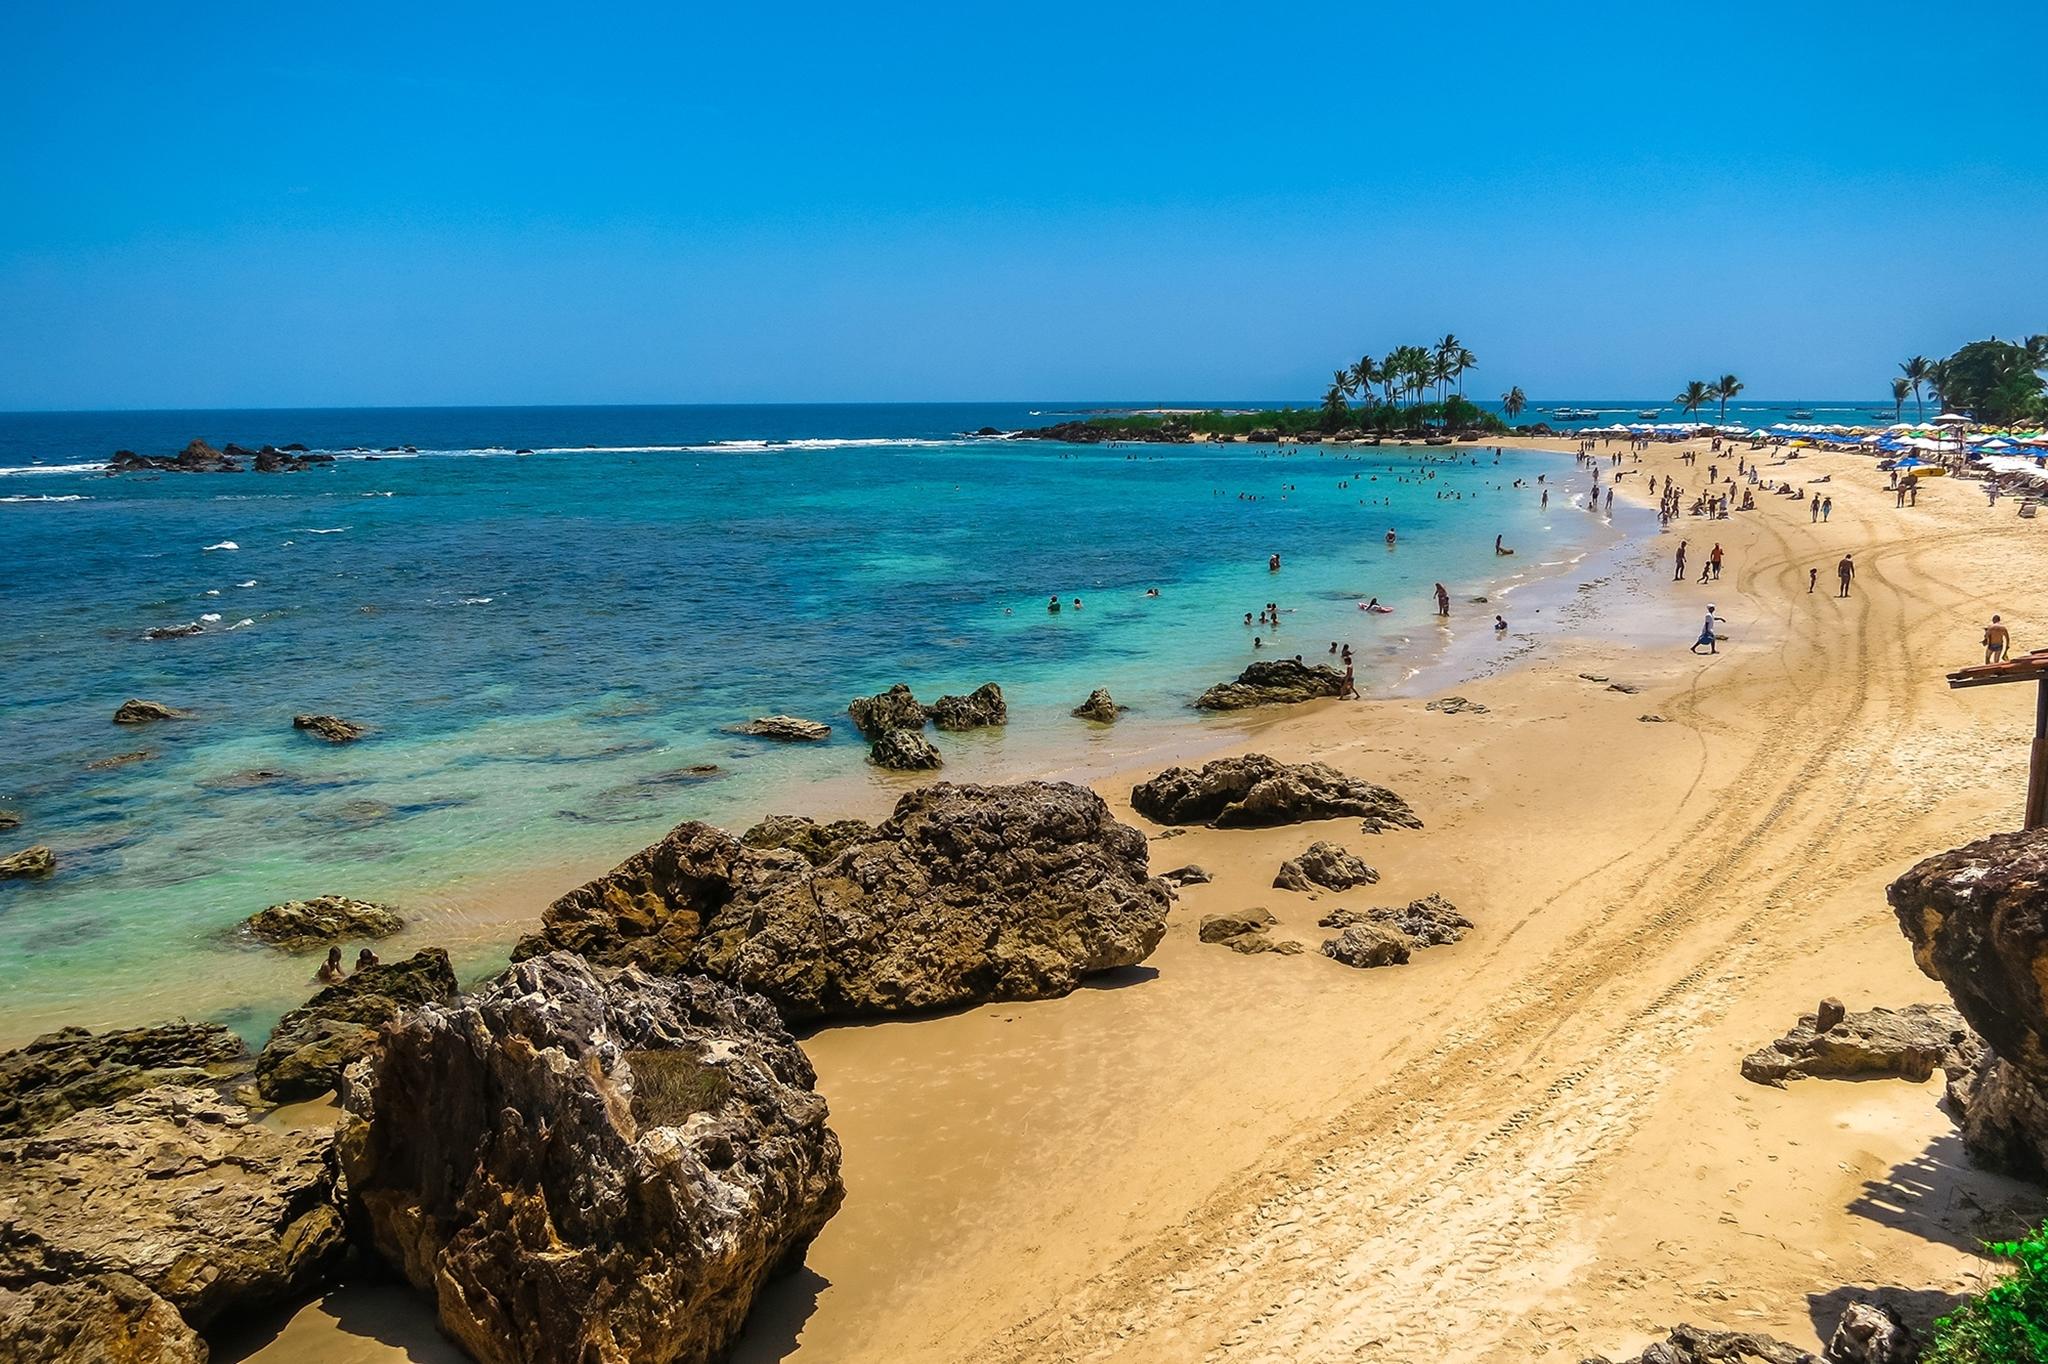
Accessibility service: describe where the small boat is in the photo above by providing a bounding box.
[1789,409,1814,420]
[1637,409,1660,419]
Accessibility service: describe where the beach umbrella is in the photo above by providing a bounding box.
[1935,412,1973,426]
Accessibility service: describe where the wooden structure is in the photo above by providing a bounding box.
[1948,648,2048,830]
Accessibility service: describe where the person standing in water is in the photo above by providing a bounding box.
[1434,582,1451,617]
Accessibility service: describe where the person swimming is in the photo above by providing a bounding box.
[1048,595,1061,613]
[317,946,345,984]
[355,947,380,972]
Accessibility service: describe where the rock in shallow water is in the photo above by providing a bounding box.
[0,1022,250,1140]
[255,948,458,1102]
[0,846,56,879]
[339,951,844,1364]
[239,895,405,951]
[0,1272,209,1364]
[1073,688,1123,723]
[1194,659,1349,710]
[924,682,1006,730]
[732,715,832,742]
[111,699,188,725]
[846,683,926,739]
[1130,754,1421,831]
[0,1086,344,1328]
[868,728,943,770]
[291,714,363,744]
[1739,1001,1977,1088]
[515,782,1170,1022]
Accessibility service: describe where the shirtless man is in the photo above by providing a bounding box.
[1984,615,2011,664]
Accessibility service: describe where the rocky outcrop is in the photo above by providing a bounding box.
[1583,1323,1822,1364]
[733,715,832,742]
[238,895,405,951]
[1827,1303,1918,1364]
[1321,924,1412,969]
[142,624,204,640]
[337,952,844,1364]
[111,700,188,725]
[515,782,1170,1022]
[925,683,1007,731]
[869,729,943,770]
[1889,829,2048,1178]
[106,440,330,475]
[1,846,56,879]
[0,810,19,830]
[85,751,151,771]
[1198,910,1302,956]
[0,1087,344,1327]
[0,1273,209,1364]
[847,684,927,739]
[1073,688,1124,723]
[292,714,364,743]
[1424,695,1489,715]
[1318,895,1472,948]
[1740,1001,1978,1088]
[1273,841,1379,893]
[1130,754,1421,831]
[254,948,458,1102]
[1195,660,1350,710]
[0,1023,250,1139]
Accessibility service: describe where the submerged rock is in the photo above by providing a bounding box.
[0,811,19,831]
[0,1272,208,1364]
[0,1022,250,1140]
[1889,829,2048,1177]
[868,728,943,770]
[1320,924,1411,969]
[239,895,405,952]
[111,700,188,725]
[1273,841,1379,893]
[1073,688,1124,723]
[515,781,1170,1022]
[85,751,152,771]
[0,1086,344,1327]
[733,715,833,742]
[1739,1001,1977,1088]
[1194,659,1349,710]
[925,682,1007,731]
[254,948,458,1102]
[338,952,844,1364]
[1,846,56,879]
[1130,754,1421,831]
[291,714,363,743]
[847,683,927,739]
[142,624,204,640]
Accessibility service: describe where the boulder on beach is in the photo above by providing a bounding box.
[515,781,1171,1022]
[1273,841,1379,893]
[1424,695,1488,715]
[1320,924,1412,969]
[1318,895,1471,949]
[1198,909,1301,955]
[869,728,943,770]
[291,714,364,744]
[1582,1322,1822,1364]
[1073,688,1124,723]
[1889,828,2048,1177]
[0,1272,209,1364]
[1,846,56,879]
[254,948,459,1102]
[1194,659,1350,710]
[111,700,188,725]
[337,951,844,1364]
[733,715,833,742]
[0,1086,345,1328]
[239,895,405,952]
[847,683,927,739]
[0,1022,251,1140]
[925,682,1007,731]
[1130,754,1421,831]
[1158,864,1211,887]
[1739,1001,1978,1088]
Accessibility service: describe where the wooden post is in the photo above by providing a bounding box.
[1946,650,2048,832]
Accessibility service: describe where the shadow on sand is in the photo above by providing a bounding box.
[730,1266,831,1363]
[1846,1128,2046,1255]
[212,1281,467,1364]
[1804,1283,1966,1347]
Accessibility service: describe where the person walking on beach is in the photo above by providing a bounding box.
[1836,553,1855,598]
[1821,496,1832,522]
[1691,604,1726,654]
[1984,615,2011,664]
[1674,540,1688,581]
[1434,582,1451,617]
[1811,498,1820,523]
[1808,567,1819,594]
[1708,543,1724,580]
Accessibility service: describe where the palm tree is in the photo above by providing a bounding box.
[2023,335,2048,372]
[1349,356,1378,409]
[1501,386,1527,419]
[1430,352,1454,405]
[1889,377,1911,421]
[1455,347,1477,396]
[1713,374,1743,422]
[1923,358,1953,413]
[1675,380,1713,419]
[1899,356,1930,419]
[1322,372,1352,427]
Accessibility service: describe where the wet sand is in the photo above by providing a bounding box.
[240,434,2048,1362]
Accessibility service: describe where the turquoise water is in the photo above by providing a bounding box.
[0,404,1631,1040]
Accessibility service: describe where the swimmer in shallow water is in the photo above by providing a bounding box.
[317,946,345,984]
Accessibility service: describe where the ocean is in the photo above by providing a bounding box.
[0,401,1679,1041]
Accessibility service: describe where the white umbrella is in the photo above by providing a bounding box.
[1935,412,1973,425]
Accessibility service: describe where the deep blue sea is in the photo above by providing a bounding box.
[0,401,1688,1040]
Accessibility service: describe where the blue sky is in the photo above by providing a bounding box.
[3,2,2044,409]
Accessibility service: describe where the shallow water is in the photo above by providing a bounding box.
[0,404,1628,1039]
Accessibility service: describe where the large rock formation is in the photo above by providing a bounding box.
[925,683,1007,731]
[1321,924,1412,969]
[1073,688,1123,723]
[515,782,1170,1022]
[254,948,458,1102]
[1273,841,1379,893]
[1195,660,1349,710]
[868,728,943,771]
[847,684,927,739]
[239,895,404,951]
[0,1273,209,1364]
[0,1086,344,1327]
[1740,1002,1978,1088]
[1130,754,1421,831]
[1583,1323,1822,1364]
[1889,829,2048,1178]
[338,952,843,1364]
[0,1023,249,1139]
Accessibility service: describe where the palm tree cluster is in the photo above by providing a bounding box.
[1324,336,1481,420]
[1895,337,2046,423]
[1674,375,1744,421]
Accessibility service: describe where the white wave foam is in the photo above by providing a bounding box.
[0,493,89,503]
[225,617,255,630]
[199,612,222,623]
[302,527,349,534]
[0,462,102,477]
[204,589,220,596]
[457,596,494,605]
[236,579,257,588]
[204,540,239,551]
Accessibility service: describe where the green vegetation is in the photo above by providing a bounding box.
[1913,337,2048,426]
[1924,1223,2048,1364]
[627,1048,732,1127]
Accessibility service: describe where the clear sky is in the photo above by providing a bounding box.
[4,2,2044,410]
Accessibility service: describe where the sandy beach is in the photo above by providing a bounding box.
[217,432,2048,1364]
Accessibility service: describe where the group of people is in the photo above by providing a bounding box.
[317,945,380,983]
